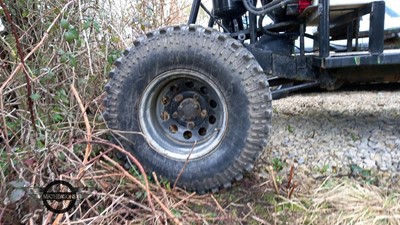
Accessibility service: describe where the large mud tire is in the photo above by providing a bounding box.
[103,25,272,193]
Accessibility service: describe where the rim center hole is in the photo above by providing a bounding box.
[178,98,201,121]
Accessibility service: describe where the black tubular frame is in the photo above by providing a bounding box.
[318,0,330,58]
[249,0,257,43]
[187,0,400,77]
[314,0,389,68]
[188,0,201,24]
[317,0,385,58]
[368,1,385,54]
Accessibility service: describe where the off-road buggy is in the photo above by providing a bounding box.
[103,0,400,193]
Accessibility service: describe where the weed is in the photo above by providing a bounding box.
[276,202,305,212]
[287,124,294,133]
[350,132,360,142]
[0,151,9,176]
[263,192,278,205]
[272,158,284,172]
[319,164,330,174]
[171,209,182,218]
[321,178,335,188]
[350,164,378,185]
[276,175,283,185]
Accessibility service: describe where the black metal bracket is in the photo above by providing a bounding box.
[368,1,385,54]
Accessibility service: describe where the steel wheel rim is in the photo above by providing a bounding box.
[139,69,228,160]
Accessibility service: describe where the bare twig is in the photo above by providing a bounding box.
[51,214,63,225]
[0,206,5,225]
[288,182,297,199]
[81,190,152,212]
[89,194,124,224]
[172,192,197,208]
[0,0,37,133]
[243,203,253,220]
[287,165,294,189]
[70,84,92,165]
[172,140,197,192]
[152,171,169,202]
[268,166,279,194]
[188,216,244,223]
[0,128,11,153]
[0,0,74,152]
[211,194,227,216]
[152,172,162,188]
[78,0,94,77]
[251,215,270,225]
[86,147,114,165]
[73,139,155,216]
[102,155,182,225]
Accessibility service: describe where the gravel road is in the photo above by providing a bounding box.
[257,84,400,185]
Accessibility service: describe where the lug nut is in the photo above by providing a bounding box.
[201,109,207,118]
[172,112,178,119]
[161,111,170,121]
[161,96,170,105]
[174,94,183,102]
[187,122,195,129]
[169,125,178,133]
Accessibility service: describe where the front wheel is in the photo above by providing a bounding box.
[103,25,272,192]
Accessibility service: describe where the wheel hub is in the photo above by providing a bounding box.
[139,69,228,160]
[177,98,201,122]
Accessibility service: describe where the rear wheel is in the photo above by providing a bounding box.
[103,25,272,192]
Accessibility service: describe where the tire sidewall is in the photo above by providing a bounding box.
[115,34,252,187]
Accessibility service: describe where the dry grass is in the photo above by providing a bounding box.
[265,175,400,225]
[304,178,400,225]
[0,133,248,224]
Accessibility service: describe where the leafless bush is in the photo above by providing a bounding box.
[0,0,213,224]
